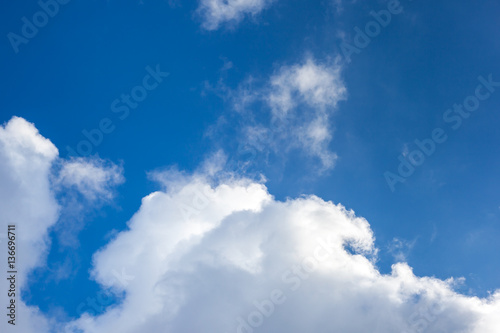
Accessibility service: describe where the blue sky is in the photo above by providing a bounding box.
[1,0,500,332]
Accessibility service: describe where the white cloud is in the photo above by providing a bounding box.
[296,116,337,170]
[57,158,124,202]
[225,57,347,172]
[52,157,124,247]
[2,117,499,333]
[268,58,347,117]
[0,117,123,332]
[197,0,274,30]
[65,168,500,333]
[387,237,417,262]
[0,116,59,281]
[267,58,347,171]
[0,117,59,332]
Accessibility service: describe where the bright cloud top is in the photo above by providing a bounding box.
[197,0,274,30]
[2,117,500,333]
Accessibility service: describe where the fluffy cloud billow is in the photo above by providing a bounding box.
[66,168,500,333]
[0,117,123,333]
[1,117,500,333]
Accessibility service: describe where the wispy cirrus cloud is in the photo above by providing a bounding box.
[197,0,274,30]
[56,158,124,203]
[207,56,347,173]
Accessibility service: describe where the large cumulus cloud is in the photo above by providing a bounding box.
[1,117,499,333]
[67,169,500,333]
